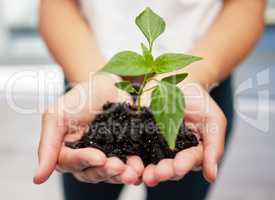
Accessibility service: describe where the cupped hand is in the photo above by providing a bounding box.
[140,80,227,187]
[33,73,144,185]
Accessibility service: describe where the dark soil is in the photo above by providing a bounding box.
[66,102,199,166]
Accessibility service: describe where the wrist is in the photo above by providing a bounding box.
[152,69,209,92]
[152,69,215,94]
[183,60,221,91]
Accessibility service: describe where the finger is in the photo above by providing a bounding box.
[173,145,203,179]
[155,159,175,182]
[125,156,144,185]
[126,156,144,177]
[120,166,139,185]
[57,147,106,172]
[94,157,125,179]
[74,157,126,184]
[33,112,66,184]
[142,164,158,187]
[74,168,107,184]
[202,112,226,183]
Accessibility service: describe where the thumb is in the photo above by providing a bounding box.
[33,111,67,184]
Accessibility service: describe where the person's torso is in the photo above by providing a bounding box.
[80,0,222,59]
[77,1,234,129]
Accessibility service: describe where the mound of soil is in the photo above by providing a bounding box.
[66,102,199,166]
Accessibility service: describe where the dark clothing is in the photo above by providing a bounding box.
[63,77,234,200]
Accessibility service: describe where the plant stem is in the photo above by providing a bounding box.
[136,43,153,112]
[137,94,142,111]
[137,74,149,111]
[149,43,153,53]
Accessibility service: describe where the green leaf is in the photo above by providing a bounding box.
[101,51,152,76]
[115,81,137,94]
[141,43,154,66]
[162,73,188,84]
[150,81,185,149]
[135,7,166,49]
[154,53,202,73]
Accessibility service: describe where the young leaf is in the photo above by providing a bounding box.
[115,81,137,94]
[101,51,152,76]
[141,43,154,66]
[154,53,202,73]
[150,81,185,149]
[162,73,188,84]
[135,7,166,49]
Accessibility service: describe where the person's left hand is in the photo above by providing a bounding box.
[140,80,227,187]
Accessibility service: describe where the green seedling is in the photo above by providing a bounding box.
[101,7,202,149]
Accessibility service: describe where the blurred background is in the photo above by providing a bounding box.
[0,1,274,200]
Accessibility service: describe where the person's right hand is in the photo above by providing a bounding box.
[33,73,144,185]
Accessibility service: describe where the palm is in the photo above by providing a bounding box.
[34,74,144,185]
[141,82,227,186]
